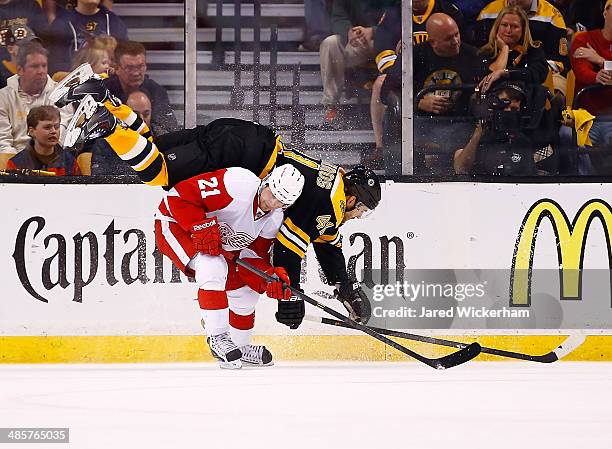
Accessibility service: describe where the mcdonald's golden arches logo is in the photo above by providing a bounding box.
[510,199,612,306]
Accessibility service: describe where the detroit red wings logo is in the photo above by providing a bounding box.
[219,223,255,249]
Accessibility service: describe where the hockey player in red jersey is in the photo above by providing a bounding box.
[155,164,305,369]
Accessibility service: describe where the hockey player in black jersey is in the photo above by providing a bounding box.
[51,63,382,328]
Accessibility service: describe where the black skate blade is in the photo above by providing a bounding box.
[433,342,482,370]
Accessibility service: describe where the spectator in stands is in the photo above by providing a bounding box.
[0,0,47,36]
[449,0,488,42]
[6,105,81,175]
[319,0,384,127]
[375,0,463,74]
[476,6,549,93]
[450,0,489,24]
[367,1,464,166]
[569,0,612,171]
[0,25,41,88]
[72,43,111,75]
[46,0,127,74]
[0,42,71,169]
[453,80,553,175]
[0,0,47,81]
[87,34,116,69]
[563,0,605,36]
[105,40,178,136]
[126,89,152,128]
[475,0,569,93]
[366,13,480,168]
[51,38,113,82]
[43,0,113,22]
[300,0,332,52]
[413,15,484,115]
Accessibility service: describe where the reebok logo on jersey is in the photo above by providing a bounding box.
[193,219,217,231]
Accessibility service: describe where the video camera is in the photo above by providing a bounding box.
[471,81,531,133]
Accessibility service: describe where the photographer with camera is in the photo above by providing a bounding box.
[453,80,554,175]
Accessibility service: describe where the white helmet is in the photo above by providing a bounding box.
[265,164,305,207]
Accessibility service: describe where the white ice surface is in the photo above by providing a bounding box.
[0,362,610,449]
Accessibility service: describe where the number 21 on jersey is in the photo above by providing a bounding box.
[198,177,220,198]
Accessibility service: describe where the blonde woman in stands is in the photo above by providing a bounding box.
[477,6,548,92]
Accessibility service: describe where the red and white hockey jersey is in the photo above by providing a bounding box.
[156,167,283,255]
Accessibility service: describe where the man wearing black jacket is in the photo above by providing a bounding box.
[105,40,178,136]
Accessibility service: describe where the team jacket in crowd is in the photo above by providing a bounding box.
[0,0,47,37]
[157,167,283,259]
[475,0,569,74]
[7,142,81,175]
[413,41,485,114]
[374,0,464,74]
[46,4,128,74]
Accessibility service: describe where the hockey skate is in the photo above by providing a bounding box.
[207,332,243,369]
[50,63,120,108]
[63,94,119,148]
[240,344,274,367]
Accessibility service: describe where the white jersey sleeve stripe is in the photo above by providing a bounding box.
[160,220,191,266]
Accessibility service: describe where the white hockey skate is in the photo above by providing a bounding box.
[63,94,119,148]
[50,63,120,108]
[240,344,274,367]
[207,332,243,370]
[50,63,94,106]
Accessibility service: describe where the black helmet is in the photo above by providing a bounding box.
[344,165,381,210]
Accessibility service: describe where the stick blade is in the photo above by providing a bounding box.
[532,334,586,363]
[433,342,482,370]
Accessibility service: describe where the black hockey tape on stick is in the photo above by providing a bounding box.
[235,259,481,369]
[304,314,585,363]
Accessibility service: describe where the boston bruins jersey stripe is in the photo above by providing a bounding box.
[282,218,310,246]
[278,224,309,254]
[314,231,342,247]
[276,232,306,259]
[259,135,282,179]
[126,140,156,169]
[283,149,320,169]
[139,153,167,185]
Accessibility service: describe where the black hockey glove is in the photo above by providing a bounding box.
[275,293,305,329]
[335,280,372,324]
